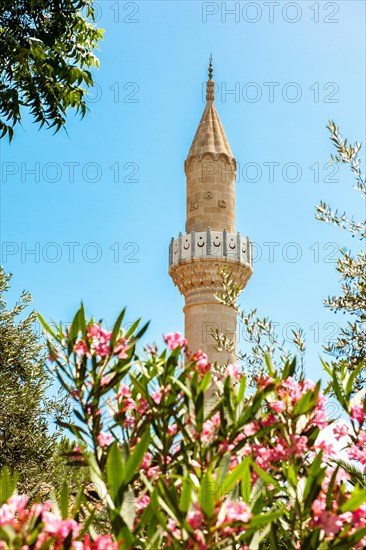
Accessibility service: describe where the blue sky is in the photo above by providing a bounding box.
[0,0,365,385]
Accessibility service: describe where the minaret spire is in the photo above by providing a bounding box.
[206,54,215,102]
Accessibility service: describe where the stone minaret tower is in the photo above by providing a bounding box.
[169,58,253,365]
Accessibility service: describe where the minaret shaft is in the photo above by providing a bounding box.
[169,61,253,365]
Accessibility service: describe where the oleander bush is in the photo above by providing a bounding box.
[0,306,365,549]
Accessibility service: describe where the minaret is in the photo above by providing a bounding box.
[169,58,253,365]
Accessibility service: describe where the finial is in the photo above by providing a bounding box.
[206,54,214,102]
[208,54,213,80]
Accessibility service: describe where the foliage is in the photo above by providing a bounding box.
[316,121,366,395]
[0,268,68,496]
[215,267,306,385]
[0,0,103,140]
[1,307,365,549]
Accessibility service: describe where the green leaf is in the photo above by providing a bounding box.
[125,319,141,338]
[217,454,231,488]
[241,458,251,504]
[293,385,319,416]
[331,372,346,409]
[237,375,247,404]
[249,508,283,527]
[134,321,150,341]
[248,523,272,549]
[179,476,192,514]
[199,469,215,518]
[224,456,252,494]
[303,452,325,507]
[340,485,366,512]
[332,528,366,549]
[68,304,86,354]
[37,312,58,339]
[264,354,276,376]
[0,468,18,504]
[125,430,150,484]
[199,372,211,393]
[326,466,339,510]
[110,308,126,347]
[60,480,69,519]
[107,441,126,507]
[345,362,364,398]
[251,462,280,490]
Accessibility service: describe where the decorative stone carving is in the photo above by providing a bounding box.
[190,200,199,211]
[169,258,253,298]
[218,199,227,208]
[205,191,213,199]
[169,230,252,267]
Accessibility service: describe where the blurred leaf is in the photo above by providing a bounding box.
[125,430,150,484]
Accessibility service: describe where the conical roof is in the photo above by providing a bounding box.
[187,58,234,161]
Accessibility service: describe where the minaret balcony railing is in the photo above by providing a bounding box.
[169,229,252,268]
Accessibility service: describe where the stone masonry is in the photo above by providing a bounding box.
[169,59,253,365]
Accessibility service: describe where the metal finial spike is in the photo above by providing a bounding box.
[208,54,213,80]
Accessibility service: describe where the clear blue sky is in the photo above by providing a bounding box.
[0,1,365,384]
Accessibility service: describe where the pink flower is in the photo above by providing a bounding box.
[314,511,344,537]
[137,398,149,415]
[70,445,82,459]
[0,504,14,527]
[333,422,349,440]
[151,390,163,405]
[187,508,204,530]
[191,350,210,374]
[257,375,275,388]
[351,405,366,424]
[101,375,112,387]
[97,432,112,448]
[86,325,112,343]
[164,332,187,350]
[165,518,181,541]
[114,338,130,359]
[315,438,336,458]
[92,534,118,549]
[219,500,252,528]
[242,422,258,437]
[74,340,90,357]
[120,397,136,412]
[312,406,328,429]
[201,412,221,443]
[225,363,241,380]
[117,383,131,399]
[123,417,136,429]
[42,513,80,538]
[168,424,178,435]
[261,414,276,427]
[70,388,81,399]
[353,503,366,529]
[311,494,326,516]
[287,435,308,456]
[304,379,316,391]
[269,400,286,413]
[136,495,150,512]
[278,377,303,403]
[141,452,152,469]
[93,341,110,357]
[348,444,366,467]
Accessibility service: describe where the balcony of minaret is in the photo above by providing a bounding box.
[168,229,253,299]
